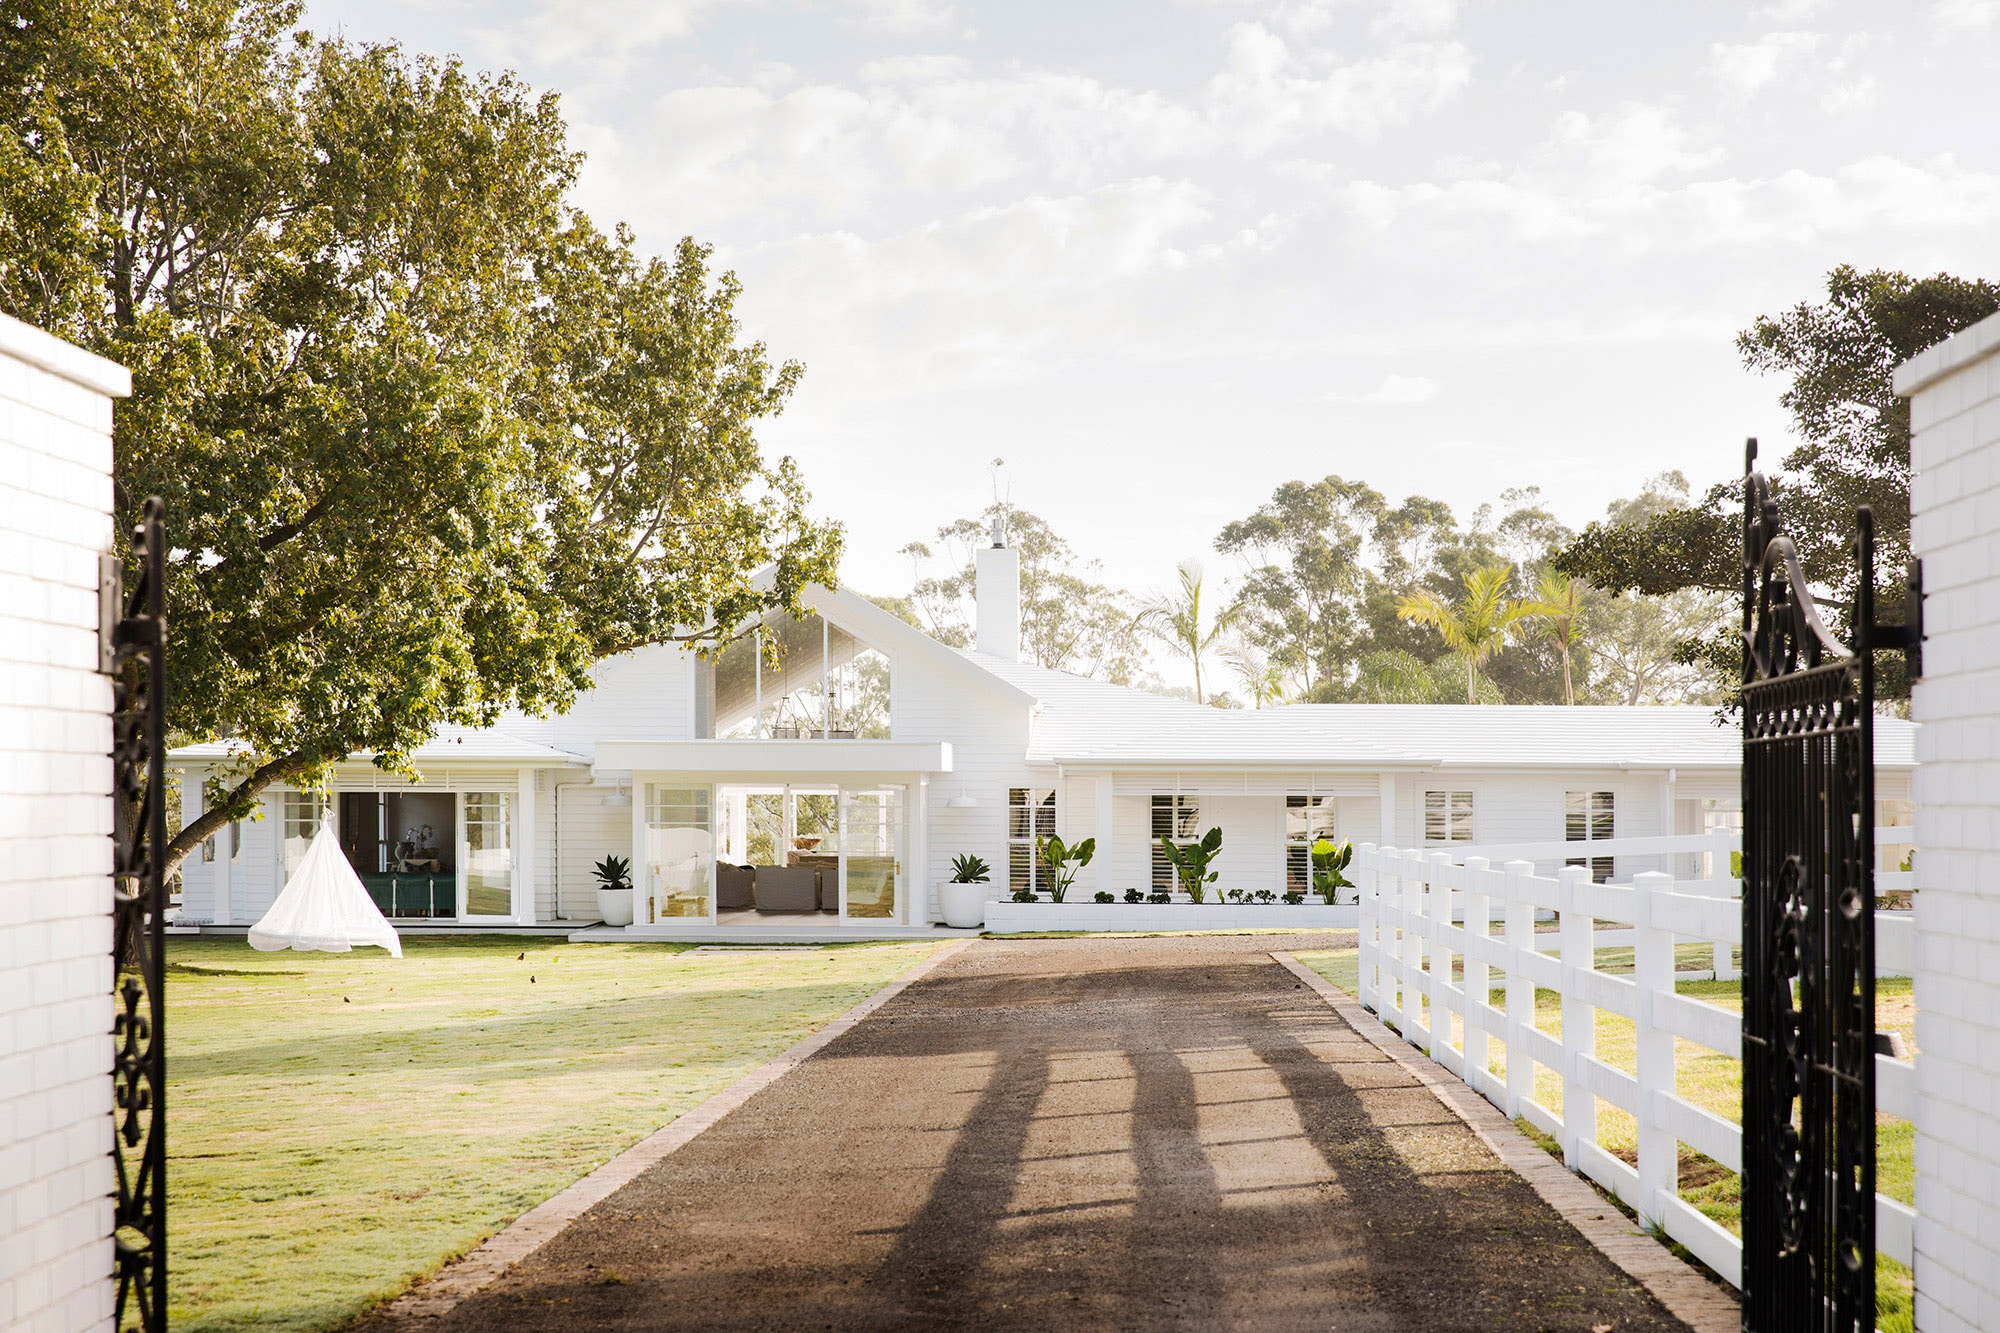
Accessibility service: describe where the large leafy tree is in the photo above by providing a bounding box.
[1556,265,2000,696]
[0,0,840,877]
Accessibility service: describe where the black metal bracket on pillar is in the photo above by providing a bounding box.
[111,497,168,1333]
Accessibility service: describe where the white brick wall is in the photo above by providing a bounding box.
[1896,307,2000,1333]
[0,312,129,1333]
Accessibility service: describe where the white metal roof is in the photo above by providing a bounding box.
[169,725,586,766]
[964,652,1917,771]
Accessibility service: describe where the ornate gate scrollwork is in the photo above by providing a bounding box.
[111,497,167,1333]
[1740,440,1916,1332]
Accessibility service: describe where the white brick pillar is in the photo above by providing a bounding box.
[0,312,131,1333]
[1895,309,2000,1332]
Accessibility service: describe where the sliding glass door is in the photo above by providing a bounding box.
[839,786,903,921]
[647,785,715,921]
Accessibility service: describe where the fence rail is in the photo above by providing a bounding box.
[1354,833,1916,1288]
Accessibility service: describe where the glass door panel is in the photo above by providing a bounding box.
[647,785,715,920]
[463,792,513,917]
[840,786,903,920]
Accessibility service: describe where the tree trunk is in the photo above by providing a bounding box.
[162,748,318,882]
[1562,648,1575,705]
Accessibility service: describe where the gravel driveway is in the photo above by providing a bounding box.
[359,934,1695,1331]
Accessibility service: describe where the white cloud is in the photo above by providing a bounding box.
[1936,0,2000,28]
[1206,22,1472,149]
[845,0,955,32]
[1328,373,1439,403]
[1706,31,1824,103]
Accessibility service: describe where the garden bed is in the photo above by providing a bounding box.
[983,900,1358,932]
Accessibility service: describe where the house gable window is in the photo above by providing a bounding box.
[707,609,892,740]
[1565,790,1615,883]
[1424,790,1474,844]
[1152,794,1199,892]
[1286,795,1336,893]
[1009,788,1056,895]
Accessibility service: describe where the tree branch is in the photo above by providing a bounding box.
[164,747,322,881]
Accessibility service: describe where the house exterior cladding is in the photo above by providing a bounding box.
[172,553,1917,936]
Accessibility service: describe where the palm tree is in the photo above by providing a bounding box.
[1395,564,1535,704]
[1136,561,1239,705]
[1222,637,1288,709]
[1524,568,1588,705]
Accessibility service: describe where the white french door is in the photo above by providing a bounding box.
[460,791,516,920]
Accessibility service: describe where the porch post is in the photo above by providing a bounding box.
[517,767,537,925]
[909,774,929,926]
[1095,772,1116,898]
[1377,772,1397,847]
[629,774,648,930]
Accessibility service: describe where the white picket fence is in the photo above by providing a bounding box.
[1354,830,1917,1289]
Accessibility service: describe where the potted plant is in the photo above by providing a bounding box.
[940,853,991,928]
[592,854,634,925]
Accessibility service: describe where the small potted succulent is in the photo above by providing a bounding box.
[592,854,634,926]
[940,853,991,928]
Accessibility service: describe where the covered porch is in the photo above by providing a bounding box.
[593,739,952,938]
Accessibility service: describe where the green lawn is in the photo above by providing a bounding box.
[1296,946,1916,1332]
[167,935,944,1332]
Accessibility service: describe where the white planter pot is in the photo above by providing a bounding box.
[596,886,634,927]
[939,881,989,929]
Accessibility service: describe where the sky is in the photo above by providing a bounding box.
[306,0,2000,613]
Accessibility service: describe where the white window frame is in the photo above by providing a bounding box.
[1286,795,1337,893]
[1009,788,1056,895]
[1424,790,1474,844]
[281,790,325,879]
[1565,789,1615,883]
[1151,793,1200,893]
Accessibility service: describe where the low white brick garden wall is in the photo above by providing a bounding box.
[1896,309,2000,1333]
[0,313,129,1333]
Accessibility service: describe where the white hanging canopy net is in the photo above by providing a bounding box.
[248,823,404,957]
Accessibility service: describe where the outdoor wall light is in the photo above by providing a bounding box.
[945,784,978,809]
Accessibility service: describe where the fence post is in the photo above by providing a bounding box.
[1429,851,1456,1064]
[1378,845,1400,1027]
[1558,864,1596,1169]
[1503,860,1534,1120]
[1634,870,1677,1230]
[1357,843,1378,1009]
[1464,856,1491,1092]
[1404,847,1428,1046]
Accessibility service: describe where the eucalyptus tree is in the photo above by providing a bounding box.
[1555,265,2000,699]
[1395,565,1534,704]
[0,0,840,878]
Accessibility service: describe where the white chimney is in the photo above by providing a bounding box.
[975,518,1020,661]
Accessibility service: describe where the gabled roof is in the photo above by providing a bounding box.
[957,652,1917,771]
[767,577,1036,709]
[169,725,586,766]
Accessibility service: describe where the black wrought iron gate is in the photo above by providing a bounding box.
[110,497,168,1333]
[1739,441,1916,1332]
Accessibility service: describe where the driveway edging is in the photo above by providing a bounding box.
[374,939,974,1322]
[1270,951,1739,1333]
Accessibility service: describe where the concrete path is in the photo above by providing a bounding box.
[362,935,1706,1331]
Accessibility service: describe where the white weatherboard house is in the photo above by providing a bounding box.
[172,540,1916,938]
